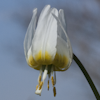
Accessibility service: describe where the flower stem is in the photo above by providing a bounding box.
[73,54,100,100]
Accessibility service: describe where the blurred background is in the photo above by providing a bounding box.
[0,0,100,100]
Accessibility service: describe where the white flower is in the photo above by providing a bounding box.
[24,5,73,97]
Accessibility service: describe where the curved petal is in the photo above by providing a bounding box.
[32,6,58,65]
[53,36,72,71]
[27,47,41,70]
[24,8,37,59]
[52,12,73,61]
[58,9,67,42]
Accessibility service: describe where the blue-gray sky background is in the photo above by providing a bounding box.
[0,0,100,100]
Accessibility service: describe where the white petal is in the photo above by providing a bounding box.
[58,9,67,41]
[58,9,67,31]
[27,46,41,70]
[52,13,73,60]
[24,8,37,58]
[32,7,58,65]
[37,5,50,25]
[53,36,72,71]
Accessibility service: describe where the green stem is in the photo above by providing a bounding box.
[73,54,100,100]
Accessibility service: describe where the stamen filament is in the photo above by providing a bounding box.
[54,71,56,85]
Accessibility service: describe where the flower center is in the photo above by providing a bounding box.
[35,65,56,97]
[28,52,69,71]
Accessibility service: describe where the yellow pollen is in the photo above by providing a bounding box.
[51,76,55,86]
[53,87,56,97]
[28,52,69,71]
[36,85,38,90]
[39,76,41,83]
[39,81,41,86]
[47,80,49,90]
[39,81,43,90]
[28,55,41,70]
[35,50,53,65]
[28,55,37,67]
[53,53,69,71]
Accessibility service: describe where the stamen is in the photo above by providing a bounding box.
[51,76,55,86]
[36,85,38,90]
[39,76,41,86]
[51,66,55,87]
[38,67,42,83]
[47,72,51,91]
[47,80,49,90]
[51,66,54,75]
[35,65,48,96]
[54,71,56,85]
[39,76,41,82]
[39,81,43,90]
[53,87,56,97]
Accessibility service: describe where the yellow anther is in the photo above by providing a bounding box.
[51,76,53,81]
[40,81,43,87]
[39,76,41,86]
[39,82,40,86]
[48,80,49,84]
[51,76,54,86]
[53,87,56,97]
[39,81,43,90]
[47,85,49,90]
[36,85,38,90]
[39,76,41,82]
[47,80,49,90]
